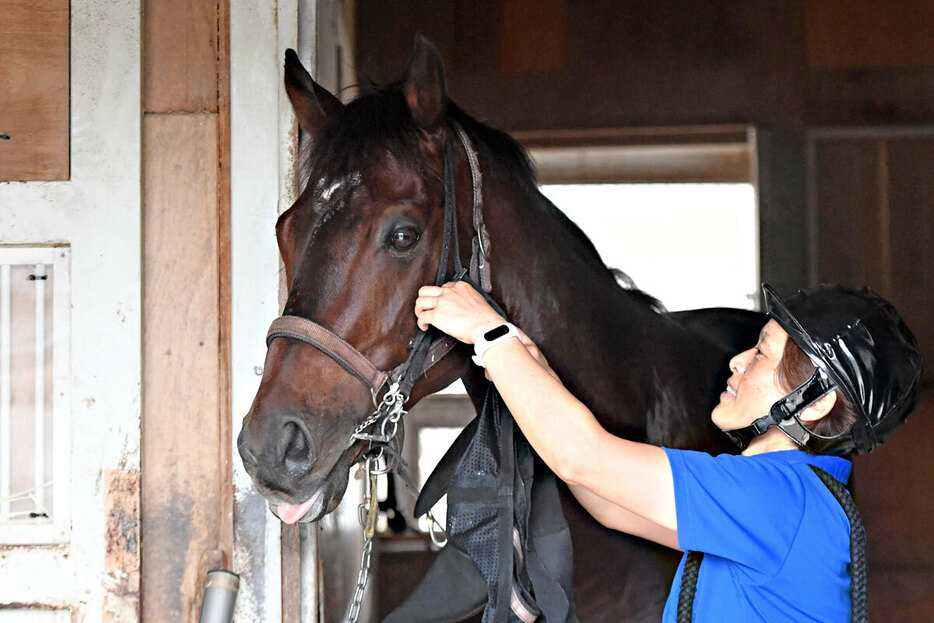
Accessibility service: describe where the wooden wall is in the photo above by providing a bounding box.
[141,0,232,620]
[812,131,934,619]
[354,0,934,131]
[812,132,934,377]
[0,0,70,181]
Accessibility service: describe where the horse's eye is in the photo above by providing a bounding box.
[389,227,420,250]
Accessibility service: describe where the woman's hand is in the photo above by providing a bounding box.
[414,281,506,344]
[415,281,560,380]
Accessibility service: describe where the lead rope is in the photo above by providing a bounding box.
[676,551,704,622]
[676,465,868,622]
[810,465,868,623]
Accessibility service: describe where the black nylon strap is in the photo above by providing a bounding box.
[723,369,835,450]
[398,135,500,399]
[445,140,464,277]
[397,138,463,399]
[434,140,460,287]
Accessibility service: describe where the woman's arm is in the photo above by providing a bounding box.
[569,484,679,549]
[414,282,679,533]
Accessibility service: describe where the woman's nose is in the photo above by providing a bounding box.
[729,348,752,375]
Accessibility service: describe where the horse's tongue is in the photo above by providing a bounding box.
[277,492,319,524]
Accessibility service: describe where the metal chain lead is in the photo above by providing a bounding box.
[347,456,380,623]
[345,387,406,623]
[346,533,374,623]
[350,382,407,445]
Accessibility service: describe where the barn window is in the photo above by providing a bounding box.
[538,182,757,311]
[0,246,71,544]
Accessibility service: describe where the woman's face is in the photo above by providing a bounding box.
[711,319,790,431]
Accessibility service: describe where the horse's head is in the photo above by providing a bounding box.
[238,37,476,523]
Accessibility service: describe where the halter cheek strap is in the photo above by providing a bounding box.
[723,368,837,451]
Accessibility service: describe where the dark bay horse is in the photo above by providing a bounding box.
[238,36,765,621]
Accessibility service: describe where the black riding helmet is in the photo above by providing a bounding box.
[724,283,923,455]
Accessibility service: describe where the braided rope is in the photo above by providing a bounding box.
[676,550,704,622]
[810,465,869,623]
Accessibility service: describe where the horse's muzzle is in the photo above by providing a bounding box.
[237,415,318,495]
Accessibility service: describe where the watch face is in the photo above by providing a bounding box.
[483,324,510,341]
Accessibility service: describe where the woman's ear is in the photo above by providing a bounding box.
[798,391,838,423]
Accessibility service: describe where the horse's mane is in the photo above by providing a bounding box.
[447,106,665,314]
[300,84,664,313]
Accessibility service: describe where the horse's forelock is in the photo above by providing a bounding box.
[300,86,429,190]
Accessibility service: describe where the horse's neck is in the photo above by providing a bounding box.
[484,184,710,438]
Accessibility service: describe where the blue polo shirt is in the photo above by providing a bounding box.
[661,448,853,622]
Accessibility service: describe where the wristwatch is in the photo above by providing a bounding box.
[471,323,521,367]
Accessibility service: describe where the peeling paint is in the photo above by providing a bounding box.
[0,602,67,610]
[103,470,140,621]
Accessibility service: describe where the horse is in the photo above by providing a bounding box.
[237,35,765,621]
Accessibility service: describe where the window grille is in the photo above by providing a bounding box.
[0,246,70,544]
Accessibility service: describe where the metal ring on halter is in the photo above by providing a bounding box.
[371,377,399,409]
[365,446,395,476]
[382,382,401,403]
[366,444,386,463]
[370,457,393,476]
[380,417,399,442]
[427,511,448,547]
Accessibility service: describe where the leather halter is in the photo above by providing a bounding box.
[266,121,489,405]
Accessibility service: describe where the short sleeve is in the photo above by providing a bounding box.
[663,448,808,584]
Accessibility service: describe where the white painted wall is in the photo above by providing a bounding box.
[229,0,303,620]
[0,0,142,619]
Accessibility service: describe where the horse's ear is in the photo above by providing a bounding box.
[402,34,447,131]
[284,49,342,134]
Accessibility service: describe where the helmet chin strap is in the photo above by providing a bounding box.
[723,369,837,452]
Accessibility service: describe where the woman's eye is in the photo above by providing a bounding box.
[389,227,420,250]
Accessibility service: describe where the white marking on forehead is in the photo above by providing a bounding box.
[320,180,342,201]
[311,172,362,214]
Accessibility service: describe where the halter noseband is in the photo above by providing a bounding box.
[265,121,489,408]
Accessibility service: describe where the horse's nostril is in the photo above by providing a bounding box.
[278,419,316,474]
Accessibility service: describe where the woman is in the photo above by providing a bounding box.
[414,281,923,622]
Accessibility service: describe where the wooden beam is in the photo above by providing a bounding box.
[281,523,302,623]
[216,0,234,572]
[141,112,220,622]
[143,0,219,113]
